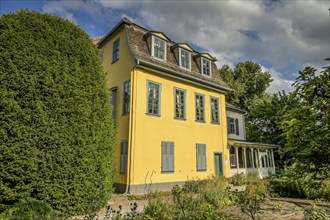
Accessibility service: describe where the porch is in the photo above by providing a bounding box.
[228,140,277,178]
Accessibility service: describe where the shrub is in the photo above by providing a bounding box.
[0,198,54,220]
[303,203,328,220]
[229,173,246,186]
[239,178,269,220]
[0,10,115,214]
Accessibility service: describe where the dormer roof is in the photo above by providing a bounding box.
[143,31,171,42]
[98,18,230,92]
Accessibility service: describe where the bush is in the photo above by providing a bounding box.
[0,10,115,214]
[268,177,330,201]
[303,203,329,220]
[143,178,239,220]
[229,173,246,186]
[0,198,54,220]
[239,178,269,220]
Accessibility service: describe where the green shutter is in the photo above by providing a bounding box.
[227,117,231,134]
[196,144,206,171]
[235,118,239,135]
[162,141,174,172]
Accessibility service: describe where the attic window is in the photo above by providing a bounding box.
[201,57,211,77]
[179,48,191,70]
[152,36,166,61]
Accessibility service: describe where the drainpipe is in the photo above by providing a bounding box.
[125,59,139,194]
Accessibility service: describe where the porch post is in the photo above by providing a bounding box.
[235,147,239,172]
[271,149,276,172]
[251,148,255,169]
[243,148,247,170]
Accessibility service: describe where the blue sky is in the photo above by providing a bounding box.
[1,0,329,93]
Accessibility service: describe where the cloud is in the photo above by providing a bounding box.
[41,0,328,93]
[264,67,295,94]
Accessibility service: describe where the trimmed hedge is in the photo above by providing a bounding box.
[0,10,115,214]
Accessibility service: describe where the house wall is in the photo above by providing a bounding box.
[128,67,229,192]
[99,26,135,185]
[226,110,246,141]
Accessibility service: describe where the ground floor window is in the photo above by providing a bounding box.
[120,140,128,173]
[230,147,237,168]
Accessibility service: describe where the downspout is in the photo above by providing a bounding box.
[125,59,139,194]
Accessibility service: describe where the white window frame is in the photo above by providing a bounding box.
[201,57,212,77]
[174,88,186,120]
[151,36,166,62]
[112,38,120,63]
[123,80,130,115]
[195,93,205,122]
[179,48,191,70]
[210,97,220,124]
[146,81,161,116]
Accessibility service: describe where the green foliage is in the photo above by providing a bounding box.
[239,178,269,220]
[144,177,239,219]
[229,173,247,186]
[246,92,294,152]
[269,201,285,211]
[267,167,330,201]
[0,198,54,220]
[0,10,115,214]
[219,61,272,110]
[303,203,329,220]
[280,62,330,179]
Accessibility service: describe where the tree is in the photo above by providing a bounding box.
[280,61,330,179]
[0,10,115,214]
[219,61,272,110]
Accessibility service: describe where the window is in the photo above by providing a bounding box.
[161,141,174,173]
[120,140,128,173]
[196,144,207,171]
[201,57,211,77]
[230,147,237,168]
[210,97,220,124]
[179,48,191,70]
[147,81,161,115]
[123,81,130,115]
[195,93,205,122]
[238,147,245,168]
[227,117,239,135]
[101,50,104,61]
[246,148,253,168]
[152,36,166,61]
[110,88,117,120]
[174,88,186,119]
[112,38,120,63]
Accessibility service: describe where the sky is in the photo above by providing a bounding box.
[1,0,329,93]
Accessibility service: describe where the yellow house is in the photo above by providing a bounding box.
[97,18,231,194]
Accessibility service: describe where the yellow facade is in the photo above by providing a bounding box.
[98,19,230,193]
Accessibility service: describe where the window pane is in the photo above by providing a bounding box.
[147,82,160,115]
[180,48,190,69]
[112,39,120,63]
[153,37,165,60]
[123,81,130,114]
[174,89,185,119]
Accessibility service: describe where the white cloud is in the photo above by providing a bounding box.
[41,0,328,93]
[263,67,295,94]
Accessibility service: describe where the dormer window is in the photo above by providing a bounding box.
[152,36,166,61]
[179,48,191,70]
[201,57,211,77]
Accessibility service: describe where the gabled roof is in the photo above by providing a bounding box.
[98,18,230,92]
[226,103,246,114]
[143,31,171,42]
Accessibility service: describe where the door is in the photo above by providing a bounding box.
[214,153,223,176]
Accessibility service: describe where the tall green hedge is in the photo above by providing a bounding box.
[0,10,115,214]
